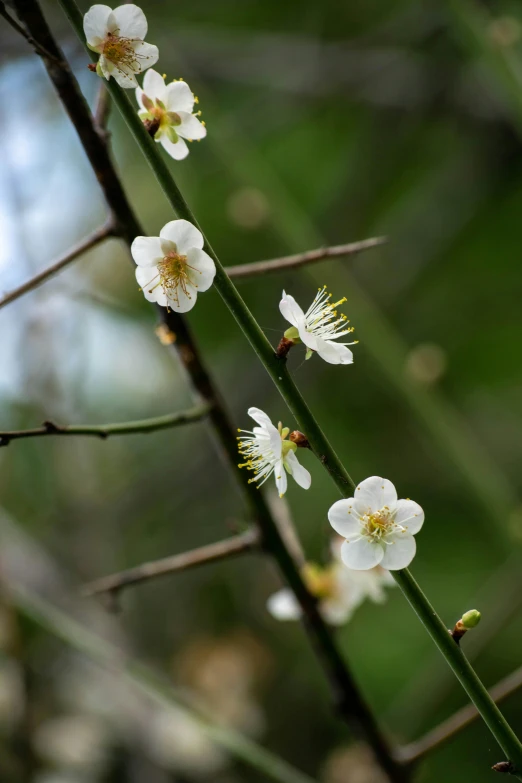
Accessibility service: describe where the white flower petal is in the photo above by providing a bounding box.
[354,476,397,514]
[142,68,165,99]
[135,266,163,303]
[185,248,216,293]
[110,4,147,38]
[341,538,384,570]
[130,236,163,266]
[98,55,113,80]
[322,598,355,626]
[135,86,145,109]
[176,112,206,140]
[113,67,139,88]
[394,499,424,535]
[279,292,305,328]
[297,324,319,351]
[83,4,112,46]
[160,219,203,253]
[132,41,159,72]
[247,408,273,429]
[315,338,353,365]
[328,499,362,539]
[159,134,189,160]
[166,282,198,313]
[284,450,311,490]
[380,534,416,570]
[267,589,301,621]
[165,81,195,112]
[275,459,287,497]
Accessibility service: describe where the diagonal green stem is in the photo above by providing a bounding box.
[55,0,522,772]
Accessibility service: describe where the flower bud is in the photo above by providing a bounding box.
[461,609,481,629]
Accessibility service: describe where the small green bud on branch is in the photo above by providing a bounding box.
[450,609,481,644]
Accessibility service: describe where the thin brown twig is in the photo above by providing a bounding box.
[0,232,384,313]
[395,665,522,764]
[0,404,210,447]
[82,528,260,597]
[0,218,115,310]
[0,0,59,62]
[10,4,407,780]
[226,236,387,278]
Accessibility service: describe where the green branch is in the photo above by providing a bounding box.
[0,404,211,446]
[52,0,522,772]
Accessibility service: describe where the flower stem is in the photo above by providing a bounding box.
[58,0,522,770]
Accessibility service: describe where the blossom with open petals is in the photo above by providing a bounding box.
[135,70,206,160]
[84,4,158,88]
[279,287,356,365]
[328,476,424,570]
[268,540,394,625]
[237,407,311,497]
[131,220,216,313]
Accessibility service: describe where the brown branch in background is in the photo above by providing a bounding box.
[396,665,522,764]
[94,82,111,135]
[82,528,260,597]
[10,4,407,780]
[0,218,115,310]
[0,0,59,62]
[0,233,384,312]
[0,404,210,447]
[226,236,387,278]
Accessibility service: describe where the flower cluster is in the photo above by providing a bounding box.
[82,4,427,608]
[84,5,205,161]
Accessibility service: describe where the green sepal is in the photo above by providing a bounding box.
[166,126,179,144]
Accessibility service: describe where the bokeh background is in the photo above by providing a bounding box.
[1,0,522,781]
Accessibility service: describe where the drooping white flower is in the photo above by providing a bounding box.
[267,539,395,625]
[279,287,356,365]
[131,220,216,313]
[328,476,424,571]
[84,4,159,88]
[237,407,311,497]
[135,70,206,160]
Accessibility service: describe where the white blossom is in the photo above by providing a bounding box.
[84,4,158,88]
[279,287,356,365]
[328,476,424,571]
[131,220,216,313]
[135,70,206,160]
[237,407,311,497]
[267,539,394,625]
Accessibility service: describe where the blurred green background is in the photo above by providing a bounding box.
[1,0,522,781]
